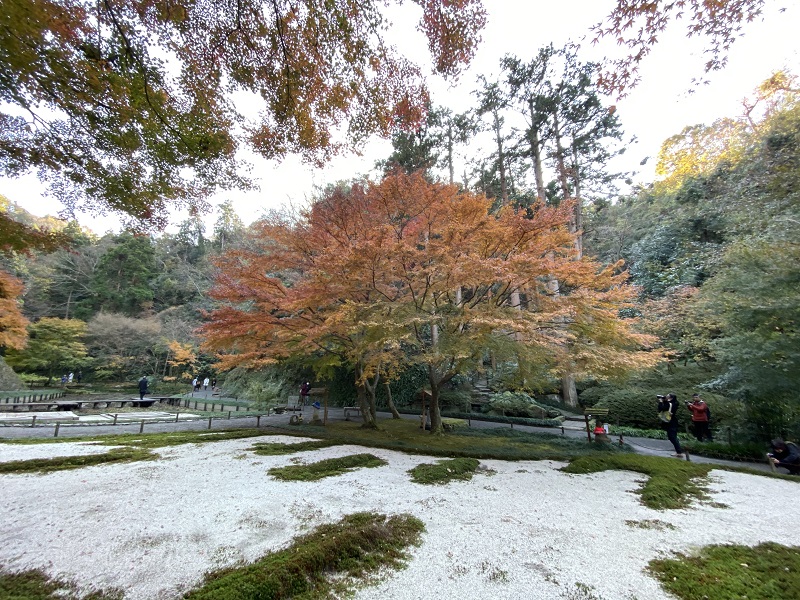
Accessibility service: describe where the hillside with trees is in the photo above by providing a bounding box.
[1,0,797,445]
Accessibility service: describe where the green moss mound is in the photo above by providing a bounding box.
[408,457,480,484]
[563,454,713,510]
[0,447,155,474]
[250,440,340,455]
[649,542,800,600]
[0,568,121,600]
[268,453,388,481]
[185,512,424,600]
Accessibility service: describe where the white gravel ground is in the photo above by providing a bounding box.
[0,437,798,600]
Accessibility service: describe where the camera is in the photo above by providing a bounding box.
[656,395,665,399]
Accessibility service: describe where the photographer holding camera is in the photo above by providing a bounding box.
[768,439,800,475]
[657,393,684,457]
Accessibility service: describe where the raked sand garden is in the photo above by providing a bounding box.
[1,432,799,600]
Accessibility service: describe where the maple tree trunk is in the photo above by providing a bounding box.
[356,382,378,429]
[427,367,449,435]
[429,389,443,435]
[561,371,578,408]
[384,382,401,419]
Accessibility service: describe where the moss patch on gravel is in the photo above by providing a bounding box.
[250,439,340,455]
[0,568,122,600]
[185,512,424,600]
[562,454,714,510]
[0,447,156,474]
[268,453,388,481]
[408,457,481,484]
[649,542,800,599]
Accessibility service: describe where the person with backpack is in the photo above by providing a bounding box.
[657,393,684,457]
[686,393,712,442]
[768,439,800,475]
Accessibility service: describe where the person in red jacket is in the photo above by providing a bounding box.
[686,393,712,441]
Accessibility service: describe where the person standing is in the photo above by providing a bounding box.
[686,393,712,441]
[658,393,684,457]
[138,376,148,401]
[203,377,210,391]
[299,381,311,407]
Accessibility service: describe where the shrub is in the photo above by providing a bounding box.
[484,391,561,419]
[219,367,286,409]
[579,363,743,432]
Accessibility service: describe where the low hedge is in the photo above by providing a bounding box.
[395,409,564,428]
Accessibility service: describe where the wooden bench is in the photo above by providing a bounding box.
[583,407,610,442]
[343,406,362,420]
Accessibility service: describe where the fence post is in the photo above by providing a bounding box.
[175,412,180,423]
[256,415,261,428]
[113,414,118,425]
[208,416,212,429]
[31,415,37,427]
[54,423,60,437]
[139,420,145,434]
[228,411,231,420]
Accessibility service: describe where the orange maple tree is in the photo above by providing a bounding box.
[0,270,29,351]
[203,171,656,432]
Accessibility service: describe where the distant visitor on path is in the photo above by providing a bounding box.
[768,439,800,475]
[686,393,712,442]
[68,372,74,384]
[658,393,684,457]
[300,381,311,406]
[203,377,210,391]
[138,376,148,400]
[211,377,217,390]
[193,377,200,391]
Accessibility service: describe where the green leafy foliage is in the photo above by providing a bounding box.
[87,233,156,317]
[218,367,287,409]
[696,237,800,440]
[579,364,739,430]
[649,542,800,600]
[484,391,561,419]
[5,317,90,384]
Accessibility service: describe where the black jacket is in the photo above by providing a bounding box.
[658,397,679,427]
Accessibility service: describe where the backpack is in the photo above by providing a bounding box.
[658,409,672,423]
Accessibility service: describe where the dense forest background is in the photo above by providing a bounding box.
[1,66,798,443]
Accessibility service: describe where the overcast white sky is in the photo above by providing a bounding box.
[3,0,799,234]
